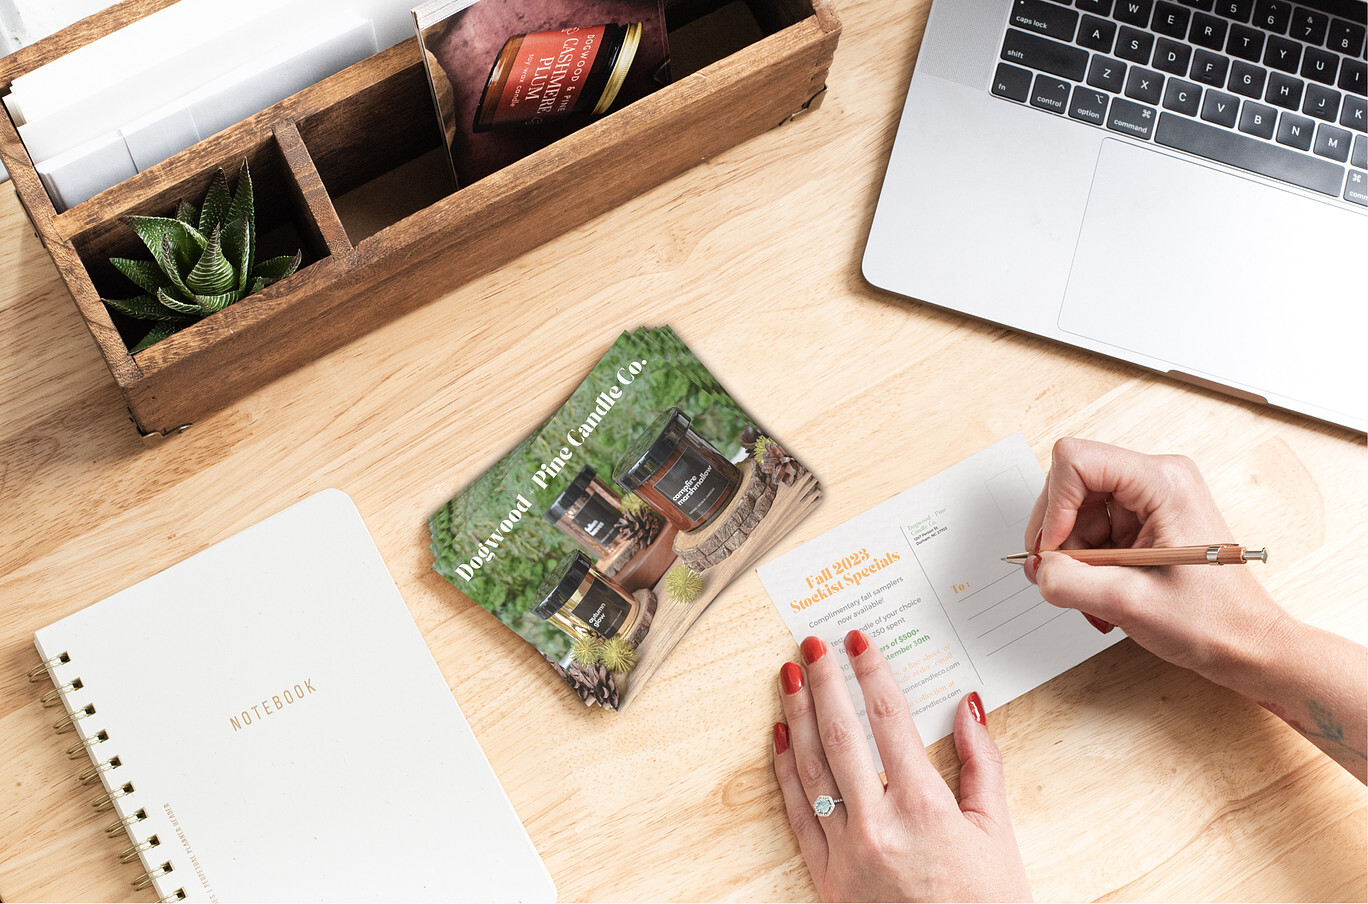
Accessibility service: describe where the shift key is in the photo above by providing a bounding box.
[1001,29,1089,83]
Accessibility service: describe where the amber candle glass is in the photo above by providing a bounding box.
[613,408,740,532]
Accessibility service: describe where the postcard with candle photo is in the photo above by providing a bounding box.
[427,326,821,711]
[412,0,671,188]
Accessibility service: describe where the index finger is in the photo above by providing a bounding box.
[1034,438,1160,550]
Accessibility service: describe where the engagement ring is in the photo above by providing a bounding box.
[813,794,842,817]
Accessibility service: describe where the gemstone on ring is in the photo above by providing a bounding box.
[813,794,842,817]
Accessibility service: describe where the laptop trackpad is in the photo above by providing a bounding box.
[1059,140,1365,419]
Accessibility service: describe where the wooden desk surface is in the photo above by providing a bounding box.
[2,0,1364,900]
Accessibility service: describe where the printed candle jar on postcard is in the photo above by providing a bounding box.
[758,435,1123,768]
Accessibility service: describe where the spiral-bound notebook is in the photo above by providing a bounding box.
[32,489,554,902]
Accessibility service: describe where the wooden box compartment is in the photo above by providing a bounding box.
[0,0,840,440]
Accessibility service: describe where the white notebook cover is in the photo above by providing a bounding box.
[34,489,555,903]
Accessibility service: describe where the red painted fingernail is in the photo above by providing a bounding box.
[846,629,869,657]
[800,636,826,664]
[967,691,986,726]
[780,661,804,695]
[1083,613,1115,634]
[1032,528,1043,555]
[1024,554,1042,584]
[773,722,790,755]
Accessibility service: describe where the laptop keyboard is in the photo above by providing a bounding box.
[993,0,1368,205]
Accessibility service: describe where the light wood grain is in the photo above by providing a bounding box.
[1,0,1364,900]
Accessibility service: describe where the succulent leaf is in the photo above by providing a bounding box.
[221,213,251,290]
[253,251,301,286]
[185,224,237,296]
[175,199,198,226]
[109,257,174,295]
[156,287,206,316]
[198,168,232,234]
[102,293,184,322]
[226,159,255,274]
[193,288,247,313]
[130,322,184,354]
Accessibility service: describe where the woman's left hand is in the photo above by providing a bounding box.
[773,629,1033,902]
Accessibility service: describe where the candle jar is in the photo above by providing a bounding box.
[613,408,740,532]
[545,466,635,574]
[473,23,643,132]
[535,551,646,644]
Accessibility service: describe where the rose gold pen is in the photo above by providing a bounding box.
[1001,544,1269,567]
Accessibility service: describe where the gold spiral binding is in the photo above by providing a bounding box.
[106,809,147,837]
[158,889,187,902]
[67,731,109,760]
[119,835,159,863]
[41,678,83,707]
[92,782,134,812]
[78,757,121,786]
[131,862,172,891]
[28,652,70,682]
[53,704,95,734]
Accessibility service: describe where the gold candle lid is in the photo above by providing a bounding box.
[592,22,642,115]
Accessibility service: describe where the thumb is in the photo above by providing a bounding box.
[953,692,1012,832]
[1034,551,1141,626]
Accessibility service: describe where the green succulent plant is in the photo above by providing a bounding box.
[101,159,301,353]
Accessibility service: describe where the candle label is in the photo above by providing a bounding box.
[571,580,629,639]
[572,495,621,545]
[654,448,731,522]
[493,26,606,127]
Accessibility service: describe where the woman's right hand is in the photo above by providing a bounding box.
[1022,438,1366,781]
[1021,437,1286,685]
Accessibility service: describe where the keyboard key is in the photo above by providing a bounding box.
[1031,73,1073,112]
[1338,59,1365,96]
[1088,55,1130,91]
[1107,96,1159,137]
[1069,84,1113,123]
[1164,78,1204,114]
[1153,1,1192,37]
[1327,19,1365,56]
[1229,59,1268,97]
[1126,66,1167,102]
[1263,35,1301,73]
[1347,169,1367,206]
[1201,88,1241,125]
[1214,0,1254,22]
[1300,47,1339,85]
[1076,0,1114,13]
[1276,111,1316,149]
[1002,29,1090,81]
[1117,26,1156,62]
[1113,0,1155,26]
[1303,83,1341,121]
[1239,100,1279,137]
[1156,112,1346,194]
[1314,123,1353,161]
[1192,49,1231,85]
[1078,15,1118,51]
[1190,12,1229,48]
[1353,135,1367,167]
[1252,0,1291,33]
[1343,95,1366,132]
[1289,8,1329,45]
[1012,0,1081,40]
[1226,23,1266,60]
[992,62,1035,102]
[1154,38,1194,74]
[1266,71,1306,108]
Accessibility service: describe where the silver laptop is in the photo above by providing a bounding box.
[864,0,1368,431]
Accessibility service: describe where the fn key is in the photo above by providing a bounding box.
[992,63,1032,102]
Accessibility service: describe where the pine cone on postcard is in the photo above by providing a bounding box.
[613,510,661,549]
[545,655,620,710]
[756,438,803,486]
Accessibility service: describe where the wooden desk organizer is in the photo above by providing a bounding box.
[0,0,839,440]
